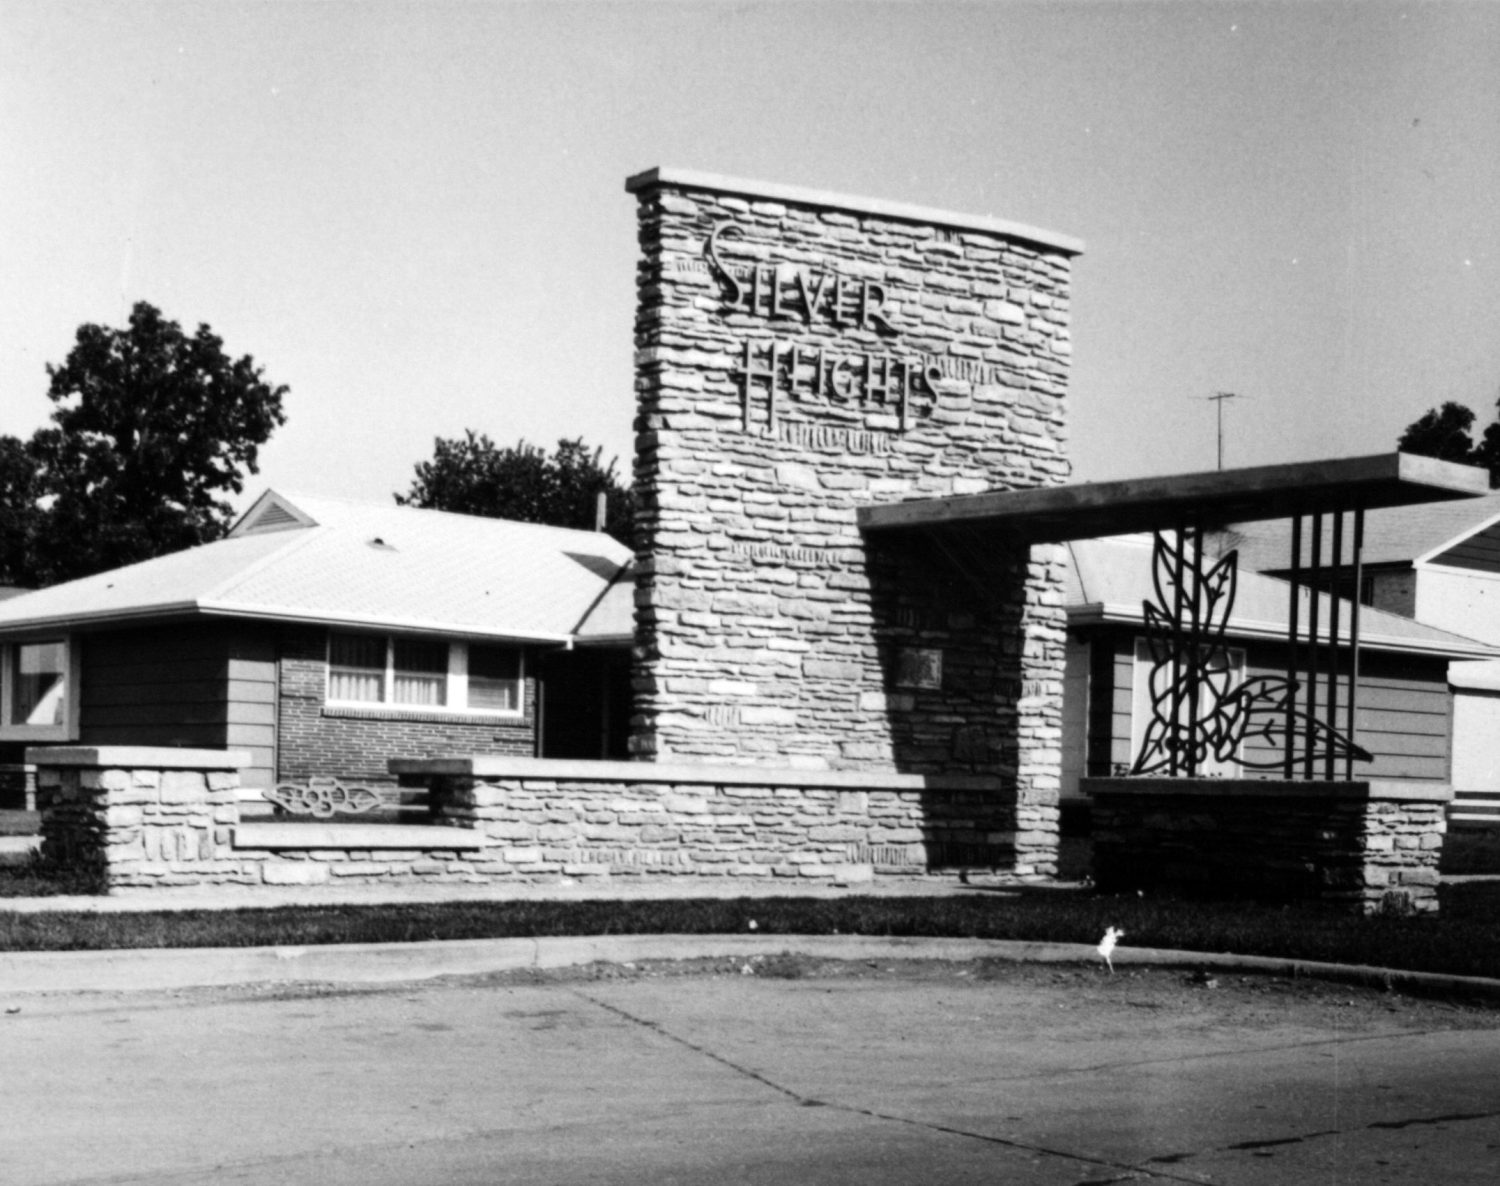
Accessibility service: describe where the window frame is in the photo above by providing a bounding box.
[324,632,525,719]
[0,635,81,743]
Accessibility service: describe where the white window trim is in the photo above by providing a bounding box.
[0,635,81,743]
[325,633,525,719]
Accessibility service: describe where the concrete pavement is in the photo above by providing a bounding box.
[3,957,1498,1185]
[6,867,1500,1182]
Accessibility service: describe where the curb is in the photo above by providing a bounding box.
[4,934,1500,1001]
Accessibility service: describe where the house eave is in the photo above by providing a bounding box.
[0,601,577,648]
[1065,603,1499,661]
[196,602,577,646]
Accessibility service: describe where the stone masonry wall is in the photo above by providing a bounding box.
[627,171,1077,789]
[423,768,1036,881]
[32,748,245,888]
[1085,778,1451,914]
[27,750,1052,890]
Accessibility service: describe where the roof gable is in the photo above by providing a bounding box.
[230,490,319,536]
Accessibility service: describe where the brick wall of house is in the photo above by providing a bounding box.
[274,627,537,786]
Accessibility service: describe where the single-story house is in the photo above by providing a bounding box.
[0,490,635,803]
[1232,490,1500,641]
[1060,534,1500,801]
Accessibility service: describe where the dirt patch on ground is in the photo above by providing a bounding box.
[206,955,1500,1029]
[14,957,1500,1049]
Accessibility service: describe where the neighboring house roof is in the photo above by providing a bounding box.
[1064,535,1500,660]
[1230,490,1500,572]
[0,491,634,644]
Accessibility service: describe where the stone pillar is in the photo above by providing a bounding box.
[625,168,1080,780]
[28,746,248,889]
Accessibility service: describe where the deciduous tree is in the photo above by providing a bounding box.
[1397,399,1500,486]
[398,433,634,546]
[1,302,287,586]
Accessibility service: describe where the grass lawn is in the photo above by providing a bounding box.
[3,876,1500,983]
[6,810,1500,982]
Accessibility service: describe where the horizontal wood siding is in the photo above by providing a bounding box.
[80,623,233,752]
[226,632,277,791]
[1084,632,1134,778]
[1088,631,1452,784]
[1435,524,1500,574]
[1239,652,1451,782]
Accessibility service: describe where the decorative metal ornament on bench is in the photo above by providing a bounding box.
[1132,526,1373,779]
[264,777,386,818]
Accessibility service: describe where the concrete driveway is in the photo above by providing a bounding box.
[3,955,1498,1185]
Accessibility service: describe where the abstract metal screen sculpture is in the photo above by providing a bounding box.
[1132,519,1373,779]
[264,777,385,818]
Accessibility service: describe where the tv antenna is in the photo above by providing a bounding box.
[1196,391,1251,470]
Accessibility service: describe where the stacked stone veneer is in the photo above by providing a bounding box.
[29,746,487,889]
[626,169,1078,801]
[31,747,246,888]
[27,748,1047,890]
[1085,778,1453,914]
[393,757,1045,880]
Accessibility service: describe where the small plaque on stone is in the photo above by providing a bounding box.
[896,647,943,690]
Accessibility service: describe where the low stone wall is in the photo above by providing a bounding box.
[29,746,487,889]
[26,748,1051,890]
[391,757,1050,883]
[1083,777,1452,914]
[30,747,247,887]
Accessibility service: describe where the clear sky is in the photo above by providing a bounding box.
[2,2,1497,509]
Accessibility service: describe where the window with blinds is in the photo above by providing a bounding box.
[392,638,447,706]
[326,633,523,716]
[328,634,386,702]
[469,644,522,712]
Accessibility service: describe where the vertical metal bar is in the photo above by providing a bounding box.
[1285,516,1303,781]
[1325,512,1344,781]
[1169,522,1188,776]
[1305,514,1324,780]
[1185,520,1205,776]
[1346,507,1365,780]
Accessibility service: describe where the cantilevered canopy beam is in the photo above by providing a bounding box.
[856,453,1488,542]
[859,453,1489,783]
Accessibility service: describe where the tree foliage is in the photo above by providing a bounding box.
[0,302,287,587]
[397,432,634,546]
[0,435,43,588]
[1397,400,1500,486]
